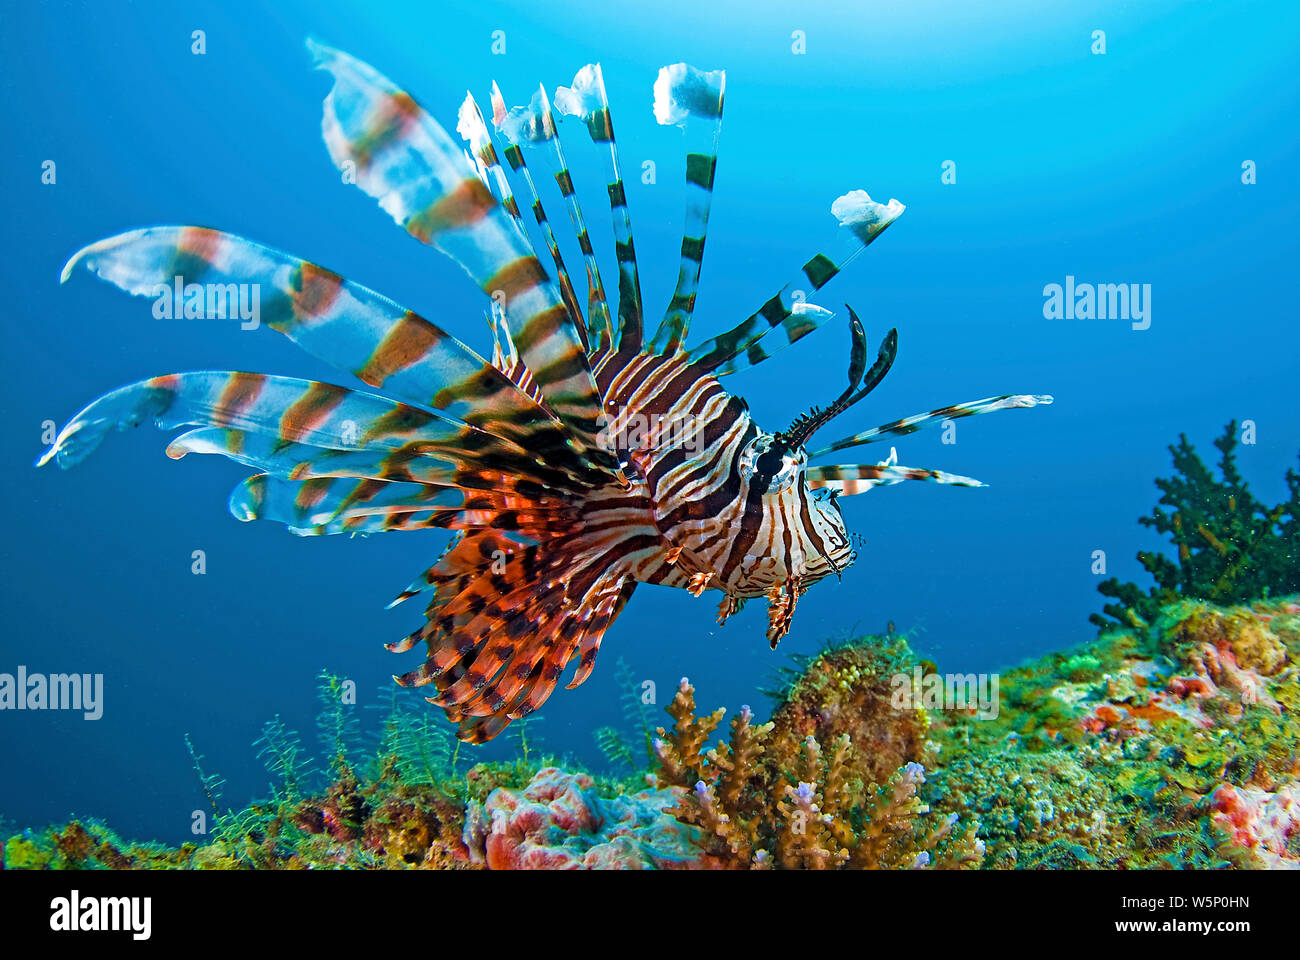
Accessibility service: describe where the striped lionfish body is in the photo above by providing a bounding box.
[39,45,1052,742]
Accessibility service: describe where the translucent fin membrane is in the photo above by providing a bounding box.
[56,227,583,458]
[35,371,502,470]
[648,63,726,355]
[166,426,593,495]
[307,40,613,471]
[554,64,645,352]
[809,394,1055,460]
[230,473,580,537]
[491,83,613,354]
[458,92,586,350]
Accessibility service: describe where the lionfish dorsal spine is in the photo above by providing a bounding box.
[685,190,906,377]
[458,91,589,352]
[491,82,615,356]
[647,63,726,356]
[307,40,616,475]
[553,64,645,355]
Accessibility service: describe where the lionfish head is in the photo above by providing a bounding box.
[737,305,897,592]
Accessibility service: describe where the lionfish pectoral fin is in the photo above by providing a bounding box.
[765,577,803,647]
[807,463,987,496]
[808,394,1054,459]
[36,371,468,472]
[55,226,591,462]
[391,516,647,742]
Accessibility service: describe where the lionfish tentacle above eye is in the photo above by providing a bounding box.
[809,393,1055,459]
[779,310,898,450]
[686,190,905,376]
[457,92,588,352]
[307,41,616,473]
[647,63,726,356]
[806,463,986,496]
[41,44,1055,744]
[554,64,645,354]
[490,82,614,355]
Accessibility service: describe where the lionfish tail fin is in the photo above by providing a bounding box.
[647,63,726,356]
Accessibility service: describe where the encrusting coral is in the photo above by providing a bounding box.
[931,596,1300,868]
[462,767,705,869]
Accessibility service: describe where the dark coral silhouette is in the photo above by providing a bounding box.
[1093,421,1300,631]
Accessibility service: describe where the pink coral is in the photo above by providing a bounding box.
[463,767,707,870]
[1210,783,1299,868]
[1192,642,1281,714]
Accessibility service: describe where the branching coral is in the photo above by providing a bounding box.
[1093,422,1300,631]
[653,672,984,870]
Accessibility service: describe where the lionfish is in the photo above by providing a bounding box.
[39,43,1051,742]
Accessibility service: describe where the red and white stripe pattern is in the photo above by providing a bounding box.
[40,44,1052,741]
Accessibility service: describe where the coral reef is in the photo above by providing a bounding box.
[1093,422,1300,631]
[4,599,1297,871]
[462,767,705,869]
[650,638,986,869]
[932,596,1300,868]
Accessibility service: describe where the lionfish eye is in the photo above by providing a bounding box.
[740,434,804,493]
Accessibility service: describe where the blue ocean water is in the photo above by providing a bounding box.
[0,0,1296,846]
